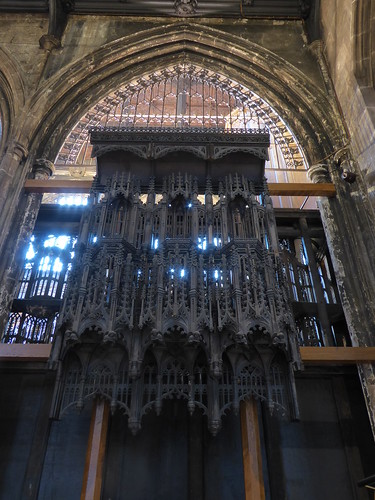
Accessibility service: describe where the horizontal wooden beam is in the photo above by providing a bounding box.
[24,179,336,197]
[300,347,375,364]
[268,183,336,197]
[1,345,372,365]
[25,179,92,193]
[0,343,52,361]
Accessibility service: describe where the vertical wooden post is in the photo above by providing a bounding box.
[241,399,266,500]
[81,399,110,500]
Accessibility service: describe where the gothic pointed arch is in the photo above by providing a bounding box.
[25,22,345,166]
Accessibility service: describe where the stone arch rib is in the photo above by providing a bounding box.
[0,47,25,152]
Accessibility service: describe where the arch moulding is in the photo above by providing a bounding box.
[0,47,26,155]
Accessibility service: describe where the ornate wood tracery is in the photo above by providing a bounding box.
[51,128,301,433]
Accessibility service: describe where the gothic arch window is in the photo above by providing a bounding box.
[18,234,75,301]
[228,196,248,240]
[60,352,83,415]
[141,351,158,414]
[2,232,76,344]
[161,357,190,400]
[117,359,131,415]
[102,196,130,238]
[166,194,192,239]
[218,356,234,415]
[84,363,114,401]
[237,362,267,404]
[192,350,208,412]
[135,213,145,249]
[52,63,314,210]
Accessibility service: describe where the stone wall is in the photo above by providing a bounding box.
[321,0,375,202]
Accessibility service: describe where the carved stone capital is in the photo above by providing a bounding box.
[308,39,324,59]
[32,158,55,180]
[308,163,331,183]
[39,34,61,52]
[11,141,28,162]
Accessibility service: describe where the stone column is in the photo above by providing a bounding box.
[0,158,54,339]
[0,141,28,211]
[309,160,375,438]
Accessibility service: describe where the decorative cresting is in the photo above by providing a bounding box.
[52,128,300,434]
